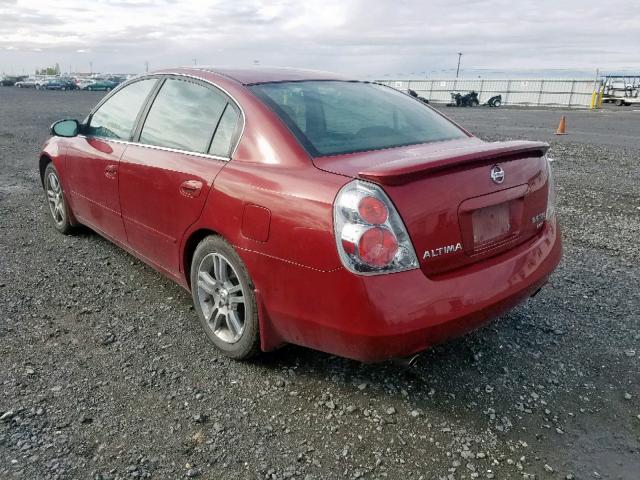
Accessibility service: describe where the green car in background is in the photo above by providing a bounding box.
[83,80,117,91]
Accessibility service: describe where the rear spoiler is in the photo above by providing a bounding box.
[358,141,549,186]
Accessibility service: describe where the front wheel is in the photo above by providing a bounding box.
[493,99,501,107]
[43,163,74,234]
[191,236,260,360]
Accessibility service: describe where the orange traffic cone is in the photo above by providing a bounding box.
[555,116,567,135]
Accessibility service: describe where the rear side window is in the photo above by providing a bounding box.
[251,81,466,157]
[140,78,227,154]
[208,105,240,157]
[87,79,157,139]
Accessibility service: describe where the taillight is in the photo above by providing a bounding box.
[358,196,388,224]
[546,157,557,220]
[358,227,398,266]
[334,180,418,274]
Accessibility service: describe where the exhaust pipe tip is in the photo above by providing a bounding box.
[530,282,547,298]
[392,352,422,368]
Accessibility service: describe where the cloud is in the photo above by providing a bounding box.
[0,0,638,76]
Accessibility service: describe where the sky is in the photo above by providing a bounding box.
[1,0,639,78]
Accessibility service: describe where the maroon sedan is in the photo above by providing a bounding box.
[40,67,561,362]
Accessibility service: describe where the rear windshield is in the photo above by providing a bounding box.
[250,80,466,157]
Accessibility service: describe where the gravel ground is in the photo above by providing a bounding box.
[1,87,639,480]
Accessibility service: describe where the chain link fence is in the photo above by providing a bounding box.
[377,79,596,108]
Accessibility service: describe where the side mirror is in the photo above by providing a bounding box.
[51,119,80,137]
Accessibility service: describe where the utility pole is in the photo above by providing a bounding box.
[456,52,462,78]
[89,61,93,75]
[193,58,197,66]
[145,61,149,73]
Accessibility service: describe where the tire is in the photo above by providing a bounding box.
[493,99,501,107]
[615,99,624,106]
[43,163,74,235]
[191,235,260,360]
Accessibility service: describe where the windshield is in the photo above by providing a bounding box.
[250,81,466,157]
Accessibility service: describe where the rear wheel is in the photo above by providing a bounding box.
[191,236,260,360]
[493,99,501,107]
[43,163,73,234]
[615,99,624,106]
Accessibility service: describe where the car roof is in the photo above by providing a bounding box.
[171,66,350,85]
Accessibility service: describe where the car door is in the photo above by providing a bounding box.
[118,76,242,274]
[64,78,158,242]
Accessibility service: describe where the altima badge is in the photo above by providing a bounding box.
[490,165,505,184]
[423,242,462,260]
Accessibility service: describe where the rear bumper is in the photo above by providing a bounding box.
[251,217,562,362]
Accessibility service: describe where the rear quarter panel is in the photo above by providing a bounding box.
[202,161,347,273]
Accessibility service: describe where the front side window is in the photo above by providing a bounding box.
[140,78,227,154]
[250,81,467,157]
[87,79,157,140]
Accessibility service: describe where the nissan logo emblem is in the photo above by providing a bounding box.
[490,165,505,184]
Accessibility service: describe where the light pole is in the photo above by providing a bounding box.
[456,52,462,78]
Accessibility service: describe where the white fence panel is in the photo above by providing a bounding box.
[377,78,596,108]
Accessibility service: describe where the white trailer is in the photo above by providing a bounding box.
[601,75,640,106]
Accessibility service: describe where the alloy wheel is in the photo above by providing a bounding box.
[46,171,66,227]
[196,253,246,344]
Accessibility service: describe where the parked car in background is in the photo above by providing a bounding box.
[83,79,117,91]
[15,77,38,88]
[40,78,78,91]
[41,79,65,90]
[39,67,561,362]
[76,78,95,90]
[1,75,28,86]
[34,77,52,90]
[59,78,79,90]
[105,75,126,85]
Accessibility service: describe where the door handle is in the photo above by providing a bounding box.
[179,179,203,198]
[104,164,117,179]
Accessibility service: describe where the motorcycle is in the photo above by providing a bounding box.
[448,91,480,107]
[408,88,429,104]
[486,94,502,107]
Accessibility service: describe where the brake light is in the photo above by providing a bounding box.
[358,196,388,224]
[334,180,418,274]
[358,227,398,266]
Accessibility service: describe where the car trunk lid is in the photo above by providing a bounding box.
[314,138,550,276]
